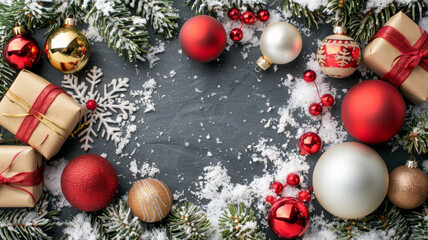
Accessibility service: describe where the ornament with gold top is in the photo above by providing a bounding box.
[45,15,90,73]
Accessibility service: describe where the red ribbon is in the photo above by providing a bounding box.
[0,150,43,204]
[15,83,66,144]
[371,25,428,87]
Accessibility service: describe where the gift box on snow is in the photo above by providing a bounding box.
[0,146,43,207]
[0,70,86,159]
[363,11,428,104]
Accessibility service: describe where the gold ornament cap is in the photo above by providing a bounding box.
[63,16,77,28]
[255,56,271,72]
[13,25,26,35]
[406,160,418,168]
[333,26,347,35]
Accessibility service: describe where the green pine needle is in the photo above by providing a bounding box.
[401,112,428,155]
[275,0,325,28]
[406,203,428,240]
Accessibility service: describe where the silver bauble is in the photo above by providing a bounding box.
[313,142,389,219]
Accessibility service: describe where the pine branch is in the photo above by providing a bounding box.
[168,202,214,240]
[63,212,109,240]
[324,0,364,27]
[219,202,265,240]
[184,0,268,16]
[275,0,325,28]
[401,112,428,155]
[406,203,428,240]
[44,0,89,37]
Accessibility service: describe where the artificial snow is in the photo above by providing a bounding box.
[63,213,99,240]
[43,158,70,208]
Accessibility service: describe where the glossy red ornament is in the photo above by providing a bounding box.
[303,70,316,82]
[179,15,227,62]
[270,182,284,194]
[241,10,256,25]
[341,80,406,144]
[298,132,322,155]
[4,26,40,70]
[230,28,243,42]
[228,8,241,20]
[266,195,277,205]
[257,9,270,22]
[61,154,118,212]
[86,99,97,111]
[286,173,300,187]
[308,103,323,116]
[298,190,311,203]
[321,94,335,106]
[268,197,310,239]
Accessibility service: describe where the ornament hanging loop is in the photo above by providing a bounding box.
[64,14,77,28]
[12,24,26,35]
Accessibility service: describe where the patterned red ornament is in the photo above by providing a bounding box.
[321,94,335,106]
[298,132,322,155]
[230,28,243,41]
[4,26,40,70]
[266,195,277,205]
[268,197,310,239]
[298,190,312,203]
[228,8,241,20]
[270,182,284,194]
[308,103,323,116]
[303,69,316,82]
[61,154,118,212]
[316,26,361,78]
[286,173,300,187]
[241,10,256,25]
[257,9,270,22]
[86,99,97,111]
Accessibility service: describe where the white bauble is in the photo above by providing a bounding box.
[313,142,389,219]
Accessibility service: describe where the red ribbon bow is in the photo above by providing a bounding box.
[372,25,428,87]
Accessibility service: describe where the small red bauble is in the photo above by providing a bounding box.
[341,80,406,144]
[228,8,241,20]
[286,173,300,187]
[4,26,40,70]
[86,99,97,111]
[179,15,227,62]
[308,103,323,116]
[303,70,316,82]
[61,154,118,212]
[241,10,256,25]
[257,9,270,22]
[266,195,277,205]
[321,94,335,106]
[268,197,310,239]
[270,182,284,194]
[298,132,322,155]
[298,190,311,203]
[229,28,243,42]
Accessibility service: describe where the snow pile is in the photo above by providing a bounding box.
[131,78,157,113]
[129,160,160,178]
[43,158,70,208]
[62,213,100,240]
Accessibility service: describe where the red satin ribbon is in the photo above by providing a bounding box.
[371,25,428,87]
[15,83,66,144]
[0,150,43,204]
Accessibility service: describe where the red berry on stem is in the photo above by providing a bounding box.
[230,28,243,41]
[228,8,241,20]
[257,9,270,22]
[266,195,276,205]
[86,99,97,111]
[308,103,323,116]
[321,94,335,106]
[241,10,256,25]
[298,190,311,203]
[303,70,316,82]
[286,173,300,186]
[298,132,322,155]
[270,182,284,194]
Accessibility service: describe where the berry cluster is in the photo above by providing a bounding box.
[227,8,270,42]
[265,173,312,205]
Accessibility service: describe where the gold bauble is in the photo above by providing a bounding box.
[128,178,173,223]
[387,160,428,209]
[45,17,90,73]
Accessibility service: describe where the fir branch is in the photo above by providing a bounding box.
[406,203,427,240]
[324,0,364,27]
[168,202,214,240]
[219,202,265,240]
[44,0,89,37]
[275,0,325,28]
[401,112,428,155]
[184,0,268,16]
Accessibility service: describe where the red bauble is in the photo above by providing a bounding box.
[61,154,118,212]
[268,197,310,239]
[241,10,256,25]
[228,8,241,20]
[298,190,311,203]
[4,27,40,70]
[341,80,406,144]
[303,70,316,82]
[321,94,335,106]
[179,15,226,62]
[86,99,97,111]
[266,195,277,205]
[309,103,323,116]
[298,132,322,155]
[230,28,243,42]
[286,173,300,187]
[270,182,284,194]
[257,9,270,22]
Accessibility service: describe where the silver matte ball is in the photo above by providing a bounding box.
[313,142,389,219]
[260,22,302,64]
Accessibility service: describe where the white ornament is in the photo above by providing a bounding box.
[313,142,389,219]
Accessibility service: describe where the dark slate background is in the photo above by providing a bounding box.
[19,1,415,239]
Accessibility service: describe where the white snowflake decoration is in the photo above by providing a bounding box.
[62,66,137,151]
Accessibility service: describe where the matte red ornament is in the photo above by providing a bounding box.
[286,173,300,187]
[308,103,323,116]
[268,197,310,239]
[298,132,322,155]
[241,10,256,25]
[303,70,316,82]
[61,154,118,212]
[298,190,311,203]
[230,28,243,42]
[179,15,226,62]
[228,8,241,20]
[4,26,40,70]
[321,94,335,106]
[341,80,406,144]
[257,9,270,22]
[266,195,277,205]
[270,182,284,194]
[86,99,97,111]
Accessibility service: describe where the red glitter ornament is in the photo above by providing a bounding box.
[270,182,284,194]
[86,99,97,111]
[286,173,300,187]
[298,190,312,203]
[4,26,40,70]
[241,10,256,25]
[257,9,270,22]
[303,70,316,82]
[61,154,118,212]
[266,195,277,205]
[321,94,335,106]
[308,103,323,116]
[229,28,243,42]
[227,8,241,20]
[268,197,310,239]
[298,132,322,155]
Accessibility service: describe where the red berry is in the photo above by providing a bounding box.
[270,182,284,194]
[86,99,97,111]
[303,70,316,82]
[298,132,322,155]
[229,28,243,42]
[286,173,300,187]
[257,9,270,22]
[265,195,276,205]
[241,10,256,25]
[298,190,311,203]
[228,8,241,20]
[321,94,335,106]
[308,103,323,116]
